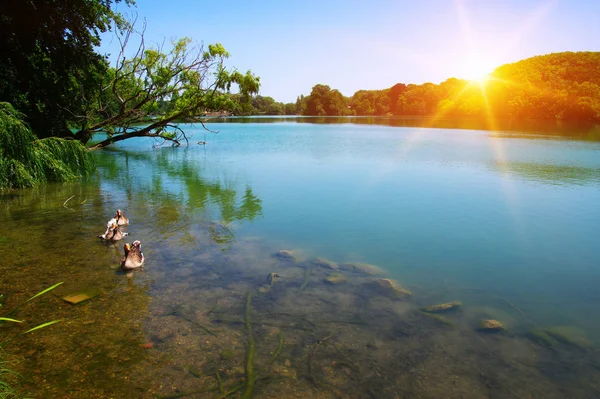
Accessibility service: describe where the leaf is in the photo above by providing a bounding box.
[26,282,64,303]
[22,319,61,335]
[0,317,23,323]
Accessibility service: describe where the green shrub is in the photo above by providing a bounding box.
[0,102,95,190]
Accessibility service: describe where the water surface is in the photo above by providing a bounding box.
[1,119,600,398]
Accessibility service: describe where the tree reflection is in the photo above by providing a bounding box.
[94,147,262,244]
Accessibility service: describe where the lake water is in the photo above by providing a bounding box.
[1,118,600,398]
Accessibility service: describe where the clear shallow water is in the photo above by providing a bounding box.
[1,119,600,398]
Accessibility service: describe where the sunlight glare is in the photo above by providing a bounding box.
[461,55,494,84]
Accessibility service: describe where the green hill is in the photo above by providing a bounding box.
[297,52,600,121]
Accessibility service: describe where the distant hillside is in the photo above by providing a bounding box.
[293,52,600,122]
[488,52,600,120]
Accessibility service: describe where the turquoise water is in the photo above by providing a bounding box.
[129,120,600,334]
[2,118,600,398]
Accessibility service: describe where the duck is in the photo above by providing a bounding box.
[121,240,145,271]
[97,222,128,242]
[114,209,129,226]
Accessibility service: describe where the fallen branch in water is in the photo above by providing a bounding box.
[308,327,342,386]
[63,195,75,208]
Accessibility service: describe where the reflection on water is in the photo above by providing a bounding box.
[213,116,600,141]
[1,120,600,398]
[492,161,600,186]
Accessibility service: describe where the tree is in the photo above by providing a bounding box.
[304,84,349,116]
[0,0,130,139]
[0,103,93,189]
[70,23,260,149]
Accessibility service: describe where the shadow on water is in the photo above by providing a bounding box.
[1,142,600,398]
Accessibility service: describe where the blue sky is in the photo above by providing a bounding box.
[100,0,600,103]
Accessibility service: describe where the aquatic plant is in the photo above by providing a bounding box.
[0,103,94,190]
[0,283,63,398]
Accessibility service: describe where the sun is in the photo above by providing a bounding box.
[461,55,495,84]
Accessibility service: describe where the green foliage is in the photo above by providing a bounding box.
[79,30,260,148]
[1,283,63,398]
[0,103,94,190]
[0,0,130,138]
[305,84,351,116]
[300,52,600,121]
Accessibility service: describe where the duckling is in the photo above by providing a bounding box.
[121,240,144,270]
[97,222,129,242]
[114,209,129,226]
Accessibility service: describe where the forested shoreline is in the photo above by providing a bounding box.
[245,52,600,122]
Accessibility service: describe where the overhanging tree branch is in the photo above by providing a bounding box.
[74,18,260,147]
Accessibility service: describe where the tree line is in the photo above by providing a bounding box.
[285,52,600,121]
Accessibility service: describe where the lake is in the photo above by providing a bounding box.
[1,117,600,398]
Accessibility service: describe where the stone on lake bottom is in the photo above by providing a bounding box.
[62,292,98,305]
[479,319,505,332]
[372,278,412,299]
[274,250,297,262]
[339,262,386,276]
[543,326,591,349]
[420,301,461,313]
[310,257,339,270]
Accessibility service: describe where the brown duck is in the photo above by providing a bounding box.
[121,240,145,270]
[97,222,128,242]
[114,209,129,226]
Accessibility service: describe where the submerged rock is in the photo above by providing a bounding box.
[309,257,339,270]
[478,319,505,332]
[267,272,282,286]
[526,329,556,347]
[61,290,100,305]
[543,326,591,349]
[257,285,271,294]
[324,274,347,285]
[420,301,461,313]
[339,262,387,276]
[371,278,411,299]
[273,250,297,263]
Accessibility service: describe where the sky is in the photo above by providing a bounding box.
[99,0,600,103]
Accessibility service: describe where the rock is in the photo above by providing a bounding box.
[371,278,411,299]
[309,257,339,270]
[257,285,271,294]
[420,301,461,313]
[526,329,556,347]
[324,274,347,285]
[339,262,386,276]
[273,250,297,262]
[478,319,505,332]
[61,290,99,305]
[543,326,590,349]
[267,272,282,286]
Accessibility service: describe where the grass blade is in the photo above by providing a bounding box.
[22,319,61,335]
[26,282,63,303]
[0,318,22,323]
